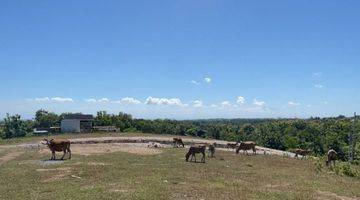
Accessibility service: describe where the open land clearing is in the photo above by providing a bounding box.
[0,134,360,200]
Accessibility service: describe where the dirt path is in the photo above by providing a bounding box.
[0,135,297,158]
[69,136,296,157]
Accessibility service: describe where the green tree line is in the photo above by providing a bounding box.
[0,110,359,161]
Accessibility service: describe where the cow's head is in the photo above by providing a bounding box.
[43,138,54,146]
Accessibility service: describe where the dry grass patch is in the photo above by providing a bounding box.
[0,150,23,165]
[39,143,162,156]
[37,167,73,183]
[316,190,359,200]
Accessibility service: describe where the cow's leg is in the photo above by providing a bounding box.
[67,148,71,159]
[202,152,205,163]
[194,154,197,163]
[51,151,55,160]
[61,149,66,160]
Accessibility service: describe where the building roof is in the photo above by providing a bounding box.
[63,114,93,120]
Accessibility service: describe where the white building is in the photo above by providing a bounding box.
[61,114,93,133]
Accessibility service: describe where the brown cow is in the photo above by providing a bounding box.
[236,141,256,155]
[208,143,216,158]
[173,138,185,148]
[44,138,71,160]
[326,149,337,166]
[294,149,311,159]
[185,145,206,163]
[227,142,239,150]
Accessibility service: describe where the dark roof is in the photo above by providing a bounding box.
[63,114,93,120]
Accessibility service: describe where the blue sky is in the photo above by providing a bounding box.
[1,0,359,119]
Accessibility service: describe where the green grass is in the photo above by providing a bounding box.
[1,146,360,200]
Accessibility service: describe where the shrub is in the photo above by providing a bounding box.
[2,114,30,139]
[330,162,359,178]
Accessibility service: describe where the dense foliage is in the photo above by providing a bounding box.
[0,114,33,139]
[0,110,359,161]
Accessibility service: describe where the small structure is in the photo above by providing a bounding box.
[33,128,49,135]
[61,114,93,133]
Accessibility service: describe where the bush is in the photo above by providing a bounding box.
[340,163,359,177]
[123,127,139,133]
[2,114,30,139]
[330,162,359,178]
[0,129,4,139]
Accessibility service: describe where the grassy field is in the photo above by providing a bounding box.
[1,140,360,200]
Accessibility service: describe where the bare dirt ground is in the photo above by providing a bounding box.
[0,135,297,165]
[39,143,164,156]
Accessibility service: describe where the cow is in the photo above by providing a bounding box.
[173,138,185,148]
[185,145,206,163]
[236,141,256,155]
[326,149,338,166]
[227,142,239,150]
[293,149,311,159]
[208,143,216,158]
[43,138,71,160]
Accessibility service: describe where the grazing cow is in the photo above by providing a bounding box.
[294,149,311,159]
[185,145,206,163]
[227,142,239,150]
[326,149,338,166]
[208,143,216,158]
[236,141,256,155]
[173,138,185,148]
[43,138,71,160]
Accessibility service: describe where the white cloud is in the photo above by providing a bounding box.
[98,98,110,103]
[221,101,231,107]
[190,80,199,85]
[51,97,74,103]
[288,101,301,106]
[113,97,141,105]
[145,97,185,107]
[307,104,312,108]
[314,84,324,89]
[85,98,97,103]
[84,98,110,103]
[236,96,245,104]
[34,97,50,102]
[253,99,265,107]
[204,77,211,83]
[210,104,218,108]
[30,97,73,103]
[192,100,203,108]
[313,72,322,77]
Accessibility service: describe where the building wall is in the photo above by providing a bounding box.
[61,119,81,133]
